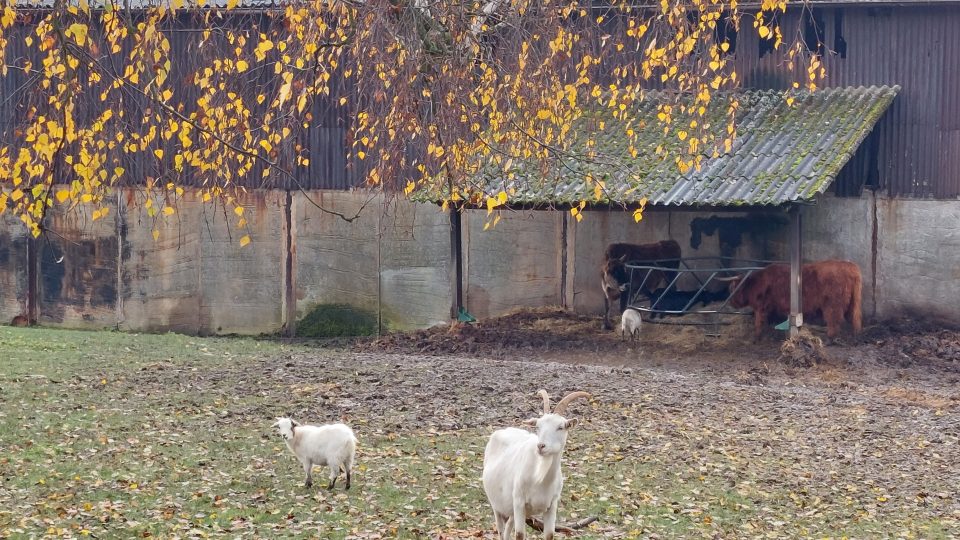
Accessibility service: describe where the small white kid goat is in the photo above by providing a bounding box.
[482,389,591,540]
[272,417,357,490]
[620,308,642,342]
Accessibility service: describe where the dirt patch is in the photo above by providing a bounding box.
[358,306,785,371]
[356,307,625,358]
[360,309,960,377]
[859,319,960,373]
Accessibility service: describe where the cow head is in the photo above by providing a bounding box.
[601,254,631,298]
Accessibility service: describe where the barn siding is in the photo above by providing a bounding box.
[732,5,960,198]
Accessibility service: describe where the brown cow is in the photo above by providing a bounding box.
[601,240,682,330]
[725,260,862,341]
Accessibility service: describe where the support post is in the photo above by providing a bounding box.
[789,206,803,338]
[26,234,38,324]
[449,205,464,320]
[283,190,297,337]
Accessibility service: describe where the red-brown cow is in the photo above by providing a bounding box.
[725,260,863,341]
[601,240,682,330]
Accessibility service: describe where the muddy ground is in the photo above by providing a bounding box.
[356,307,960,380]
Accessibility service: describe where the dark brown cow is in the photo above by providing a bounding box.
[726,260,863,341]
[601,240,682,330]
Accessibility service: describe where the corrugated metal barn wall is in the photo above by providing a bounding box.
[0,12,359,191]
[732,5,960,199]
[4,6,960,198]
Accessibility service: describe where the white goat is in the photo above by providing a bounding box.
[620,308,642,342]
[272,417,357,490]
[482,390,591,540]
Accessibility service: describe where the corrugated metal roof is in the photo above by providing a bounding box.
[417,85,898,208]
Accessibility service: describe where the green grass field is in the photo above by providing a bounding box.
[0,327,956,539]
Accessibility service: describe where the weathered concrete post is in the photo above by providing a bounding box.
[449,205,464,320]
[789,206,803,338]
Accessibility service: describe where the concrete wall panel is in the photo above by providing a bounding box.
[463,209,562,318]
[121,193,203,333]
[199,192,285,335]
[875,197,960,323]
[798,195,876,317]
[379,201,450,330]
[295,191,380,321]
[0,215,28,323]
[38,200,119,329]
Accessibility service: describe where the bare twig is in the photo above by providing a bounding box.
[525,516,598,535]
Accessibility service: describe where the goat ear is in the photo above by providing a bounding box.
[271,421,279,428]
[292,420,301,427]
[564,418,579,429]
[522,417,538,427]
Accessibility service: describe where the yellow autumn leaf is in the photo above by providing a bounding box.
[239,235,251,247]
[152,229,160,241]
[162,206,175,216]
[236,59,249,72]
[277,81,292,106]
[56,190,70,203]
[154,149,164,159]
[227,0,239,9]
[234,206,244,217]
[67,23,88,46]
[758,26,770,39]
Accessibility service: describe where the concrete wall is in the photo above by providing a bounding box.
[38,201,119,329]
[2,188,959,333]
[0,213,27,323]
[875,196,960,322]
[378,199,451,330]
[464,210,563,317]
[790,195,876,317]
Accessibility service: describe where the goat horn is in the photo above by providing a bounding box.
[537,389,552,414]
[553,391,591,415]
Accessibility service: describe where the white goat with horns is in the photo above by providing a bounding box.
[482,389,591,540]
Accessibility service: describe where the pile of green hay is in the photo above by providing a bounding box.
[297,304,377,337]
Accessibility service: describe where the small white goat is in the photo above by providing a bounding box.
[272,417,357,490]
[620,308,642,342]
[482,390,590,540]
